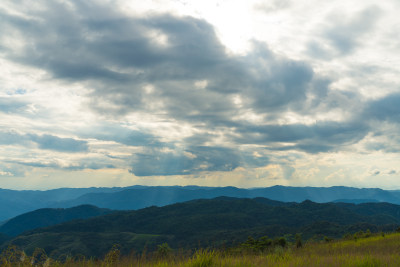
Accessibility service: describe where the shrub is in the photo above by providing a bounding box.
[104,244,121,264]
[157,243,172,259]
[188,250,215,267]
[31,247,48,266]
[0,245,26,265]
[273,237,287,248]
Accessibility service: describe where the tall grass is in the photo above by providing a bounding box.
[3,233,400,266]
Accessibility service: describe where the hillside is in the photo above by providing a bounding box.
[0,205,114,237]
[3,197,400,258]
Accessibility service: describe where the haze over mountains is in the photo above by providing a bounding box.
[2,185,400,222]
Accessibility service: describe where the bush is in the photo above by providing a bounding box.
[273,237,287,248]
[157,243,172,259]
[31,247,48,266]
[0,245,27,265]
[189,250,215,267]
[365,229,372,238]
[104,244,121,264]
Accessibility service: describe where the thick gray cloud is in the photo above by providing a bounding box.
[0,131,29,146]
[232,121,368,153]
[0,131,88,153]
[80,123,163,147]
[325,7,381,55]
[130,146,245,176]
[364,93,400,123]
[308,6,382,58]
[361,93,400,153]
[28,134,88,153]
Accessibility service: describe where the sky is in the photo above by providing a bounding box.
[1,0,400,190]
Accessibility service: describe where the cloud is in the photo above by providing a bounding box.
[80,123,163,147]
[0,131,88,153]
[28,134,88,153]
[308,6,382,57]
[0,171,13,176]
[130,146,243,176]
[327,7,381,54]
[129,145,272,176]
[371,170,380,176]
[0,162,26,177]
[364,93,400,123]
[0,97,29,114]
[233,120,369,153]
[0,130,31,146]
[359,93,400,153]
[6,158,115,171]
[254,0,291,13]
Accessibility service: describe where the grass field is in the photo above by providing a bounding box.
[3,232,400,266]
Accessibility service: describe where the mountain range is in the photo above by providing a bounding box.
[2,185,400,222]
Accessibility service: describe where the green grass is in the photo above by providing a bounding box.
[3,232,400,266]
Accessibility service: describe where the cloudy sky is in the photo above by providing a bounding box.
[1,0,400,190]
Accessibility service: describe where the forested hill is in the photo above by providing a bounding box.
[3,197,400,258]
[0,205,114,237]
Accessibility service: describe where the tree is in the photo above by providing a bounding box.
[157,243,172,259]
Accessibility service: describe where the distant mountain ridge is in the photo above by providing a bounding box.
[2,185,400,221]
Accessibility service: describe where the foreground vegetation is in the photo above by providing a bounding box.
[2,231,400,266]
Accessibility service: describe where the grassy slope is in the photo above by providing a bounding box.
[107,233,400,266]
